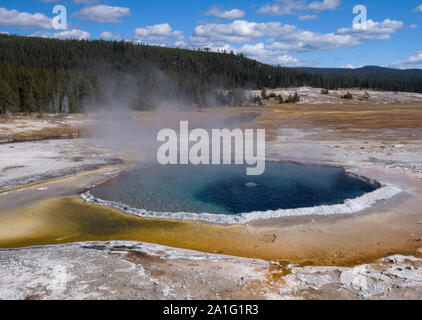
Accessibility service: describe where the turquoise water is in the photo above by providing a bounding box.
[91,162,378,215]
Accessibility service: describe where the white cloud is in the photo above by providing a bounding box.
[275,54,309,66]
[134,23,184,44]
[258,0,340,16]
[32,29,90,40]
[409,24,418,29]
[258,0,307,15]
[204,7,245,20]
[0,31,9,35]
[73,5,131,23]
[390,50,422,69]
[299,15,317,20]
[336,19,403,40]
[193,20,296,43]
[189,40,311,66]
[99,31,121,40]
[238,42,312,66]
[308,0,340,11]
[341,64,363,69]
[185,16,403,66]
[0,7,53,29]
[54,29,90,40]
[414,4,422,12]
[238,42,269,58]
[192,19,403,52]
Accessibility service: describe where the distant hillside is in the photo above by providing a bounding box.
[0,34,422,114]
[295,66,422,77]
[295,66,422,92]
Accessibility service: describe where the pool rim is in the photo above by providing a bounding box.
[80,161,401,225]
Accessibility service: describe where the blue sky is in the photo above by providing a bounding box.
[1,0,422,68]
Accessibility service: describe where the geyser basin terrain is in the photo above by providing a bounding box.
[84,162,399,224]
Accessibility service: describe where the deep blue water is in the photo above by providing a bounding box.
[91,162,378,215]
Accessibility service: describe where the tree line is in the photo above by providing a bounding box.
[1,34,421,114]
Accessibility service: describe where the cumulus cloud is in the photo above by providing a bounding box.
[193,20,296,43]
[134,23,184,44]
[237,42,312,66]
[325,19,394,44]
[186,17,403,66]
[182,39,311,66]
[299,15,317,20]
[258,0,307,15]
[258,0,340,16]
[390,50,422,69]
[32,29,90,40]
[0,7,53,29]
[336,19,403,41]
[99,31,121,40]
[341,64,363,69]
[73,5,131,23]
[204,6,245,20]
[192,19,403,52]
[275,54,310,66]
[54,29,91,40]
[308,0,340,11]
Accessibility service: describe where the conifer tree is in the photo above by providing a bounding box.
[0,79,19,114]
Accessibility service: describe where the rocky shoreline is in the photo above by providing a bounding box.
[1,241,421,300]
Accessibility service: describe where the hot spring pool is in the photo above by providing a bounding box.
[90,162,379,215]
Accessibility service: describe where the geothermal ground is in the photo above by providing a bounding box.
[1,91,422,300]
